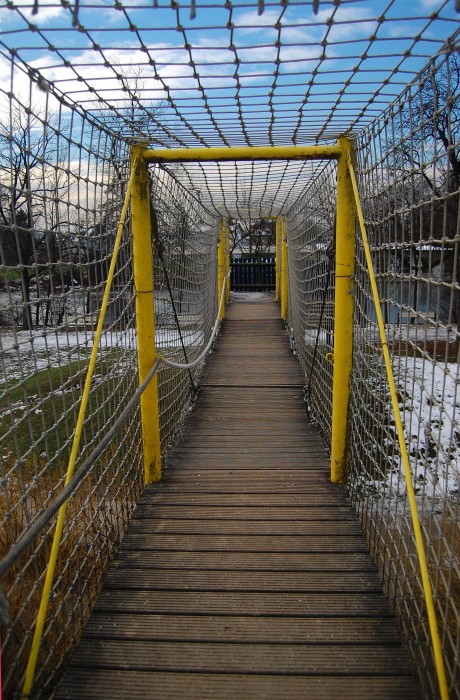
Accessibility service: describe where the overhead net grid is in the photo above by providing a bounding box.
[0,0,459,698]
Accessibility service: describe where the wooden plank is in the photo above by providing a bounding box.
[101,569,382,592]
[133,505,358,520]
[123,518,364,535]
[111,551,378,571]
[93,590,395,617]
[119,533,370,552]
[139,492,357,506]
[81,613,404,643]
[55,671,420,700]
[66,640,413,675]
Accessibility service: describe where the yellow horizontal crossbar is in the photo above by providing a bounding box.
[143,144,342,163]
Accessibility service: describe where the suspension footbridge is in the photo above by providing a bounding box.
[0,1,459,699]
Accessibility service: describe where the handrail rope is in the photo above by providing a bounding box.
[158,269,229,371]
[0,358,161,582]
[346,155,449,700]
[20,158,138,699]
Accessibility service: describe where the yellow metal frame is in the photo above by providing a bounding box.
[275,216,281,301]
[218,218,226,320]
[330,137,356,485]
[280,217,288,320]
[136,139,355,482]
[225,218,231,302]
[143,144,342,163]
[131,146,162,484]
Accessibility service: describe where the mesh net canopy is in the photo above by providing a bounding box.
[1,0,459,218]
[1,1,460,699]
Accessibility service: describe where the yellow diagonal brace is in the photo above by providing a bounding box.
[280,217,288,320]
[218,219,226,320]
[275,216,281,301]
[225,218,231,302]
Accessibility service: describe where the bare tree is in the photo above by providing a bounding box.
[0,105,57,328]
[0,102,79,328]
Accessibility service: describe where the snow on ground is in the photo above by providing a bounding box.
[306,323,456,347]
[388,356,460,498]
[0,325,206,384]
[303,324,459,500]
[230,291,274,302]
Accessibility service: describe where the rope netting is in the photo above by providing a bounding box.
[0,0,459,698]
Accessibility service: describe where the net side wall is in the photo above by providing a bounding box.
[0,98,145,696]
[150,164,219,453]
[285,160,337,441]
[0,95,220,696]
[349,49,460,700]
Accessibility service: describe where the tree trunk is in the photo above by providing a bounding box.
[20,267,33,330]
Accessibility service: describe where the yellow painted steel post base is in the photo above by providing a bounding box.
[330,137,356,484]
[131,146,162,484]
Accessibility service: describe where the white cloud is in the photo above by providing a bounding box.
[233,9,281,32]
[0,0,66,27]
[417,0,444,7]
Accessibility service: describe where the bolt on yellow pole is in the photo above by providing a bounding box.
[218,218,226,320]
[280,216,288,320]
[131,146,162,484]
[275,216,281,301]
[330,137,356,484]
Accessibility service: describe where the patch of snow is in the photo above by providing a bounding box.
[0,325,209,384]
[388,357,460,498]
[230,292,274,302]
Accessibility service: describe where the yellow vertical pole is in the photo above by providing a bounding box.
[280,216,288,320]
[275,216,280,301]
[330,137,356,484]
[218,218,225,320]
[225,218,231,302]
[131,146,162,484]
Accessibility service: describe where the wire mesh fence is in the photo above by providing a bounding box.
[150,163,219,453]
[0,94,145,696]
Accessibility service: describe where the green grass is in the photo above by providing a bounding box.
[0,269,21,283]
[0,348,136,475]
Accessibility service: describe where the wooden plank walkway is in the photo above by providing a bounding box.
[56,296,419,699]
